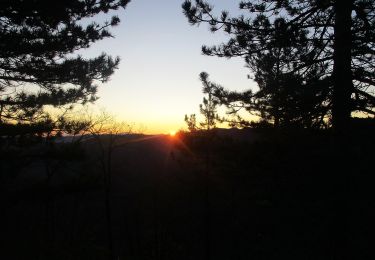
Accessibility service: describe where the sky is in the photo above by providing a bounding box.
[81,0,257,134]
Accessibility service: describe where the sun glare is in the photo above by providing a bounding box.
[169,130,176,137]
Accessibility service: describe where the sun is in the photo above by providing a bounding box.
[169,130,177,137]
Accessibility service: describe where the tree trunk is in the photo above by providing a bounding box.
[331,3,354,258]
[332,0,353,133]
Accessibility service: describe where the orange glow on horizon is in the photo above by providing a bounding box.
[169,130,177,137]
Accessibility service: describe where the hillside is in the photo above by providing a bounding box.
[1,129,374,259]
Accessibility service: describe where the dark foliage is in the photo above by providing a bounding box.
[0,0,130,133]
[185,72,222,131]
[182,0,375,130]
[1,127,374,259]
[175,126,375,259]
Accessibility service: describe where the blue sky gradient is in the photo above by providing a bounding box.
[82,0,257,133]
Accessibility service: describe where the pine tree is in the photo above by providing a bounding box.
[249,47,331,128]
[199,72,222,130]
[0,0,130,135]
[182,0,375,132]
[185,72,222,132]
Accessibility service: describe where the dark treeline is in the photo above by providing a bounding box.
[1,1,374,259]
[1,128,374,259]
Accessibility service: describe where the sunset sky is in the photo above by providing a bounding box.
[83,0,257,134]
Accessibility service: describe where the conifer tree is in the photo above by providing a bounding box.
[199,72,222,130]
[0,0,130,135]
[183,0,375,131]
[185,72,222,132]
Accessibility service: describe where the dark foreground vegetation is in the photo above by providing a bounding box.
[1,122,374,259]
